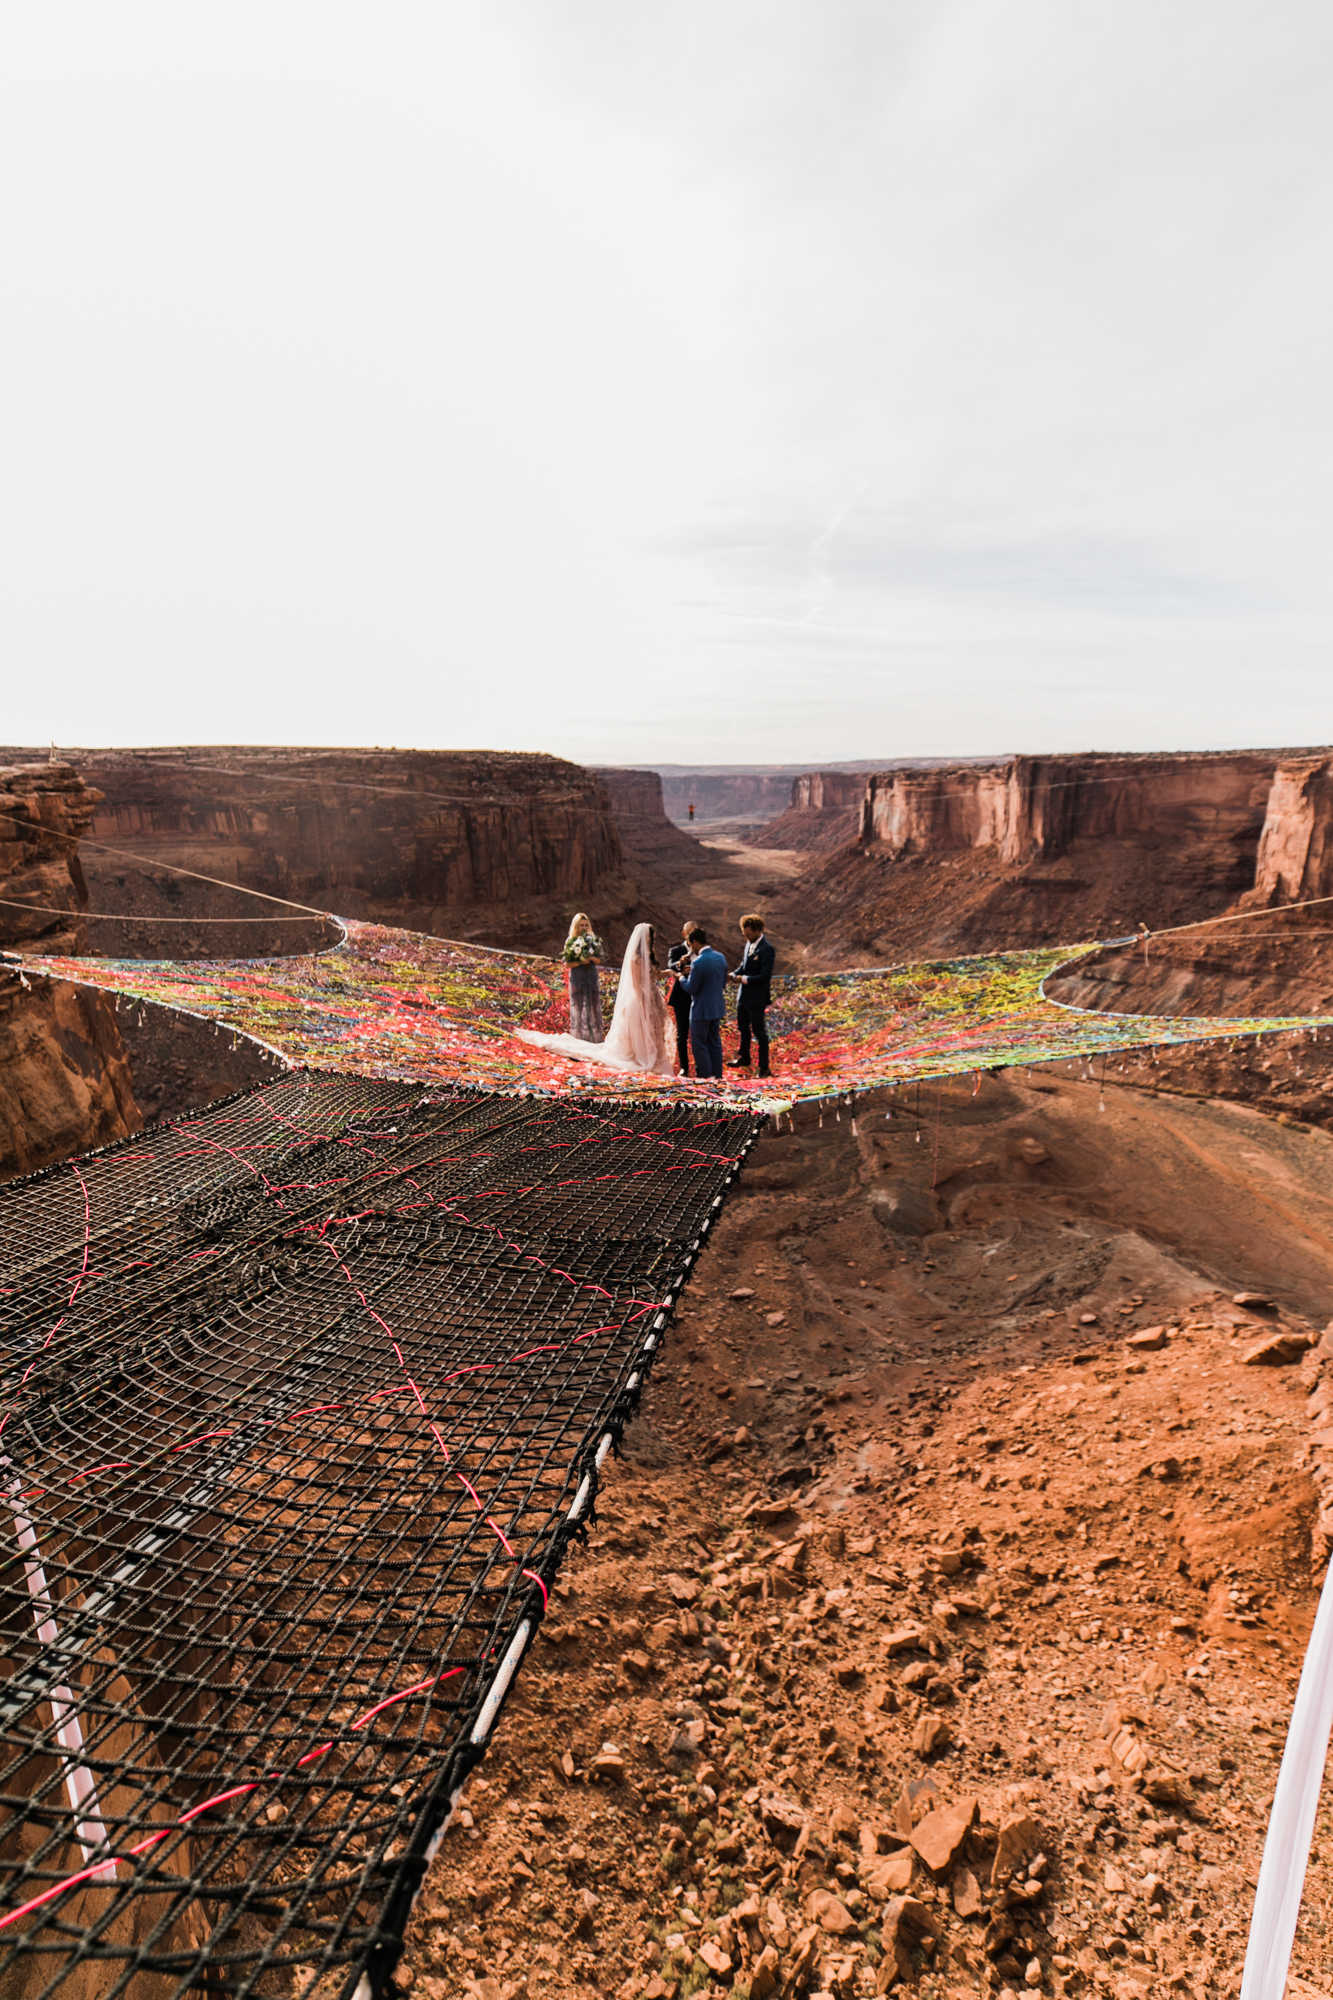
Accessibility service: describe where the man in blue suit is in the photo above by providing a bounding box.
[682,925,728,1079]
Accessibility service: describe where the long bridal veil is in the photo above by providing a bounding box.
[517,923,675,1075]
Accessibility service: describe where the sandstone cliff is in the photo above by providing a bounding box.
[0,763,105,952]
[780,748,1333,965]
[594,768,706,871]
[594,768,666,820]
[0,768,146,1176]
[656,769,798,824]
[0,970,143,1179]
[1247,755,1333,906]
[860,752,1277,863]
[80,746,623,907]
[753,770,870,851]
[656,763,953,826]
[5,747,639,956]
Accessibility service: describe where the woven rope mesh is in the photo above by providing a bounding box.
[0,1073,763,1997]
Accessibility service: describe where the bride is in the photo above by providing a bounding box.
[517,922,676,1075]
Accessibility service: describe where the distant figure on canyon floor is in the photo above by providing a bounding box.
[727,913,776,1077]
[519,923,675,1074]
[561,911,604,1043]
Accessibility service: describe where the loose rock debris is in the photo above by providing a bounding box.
[398,1076,1333,2000]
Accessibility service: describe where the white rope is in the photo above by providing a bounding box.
[3,1460,113,1872]
[1241,1559,1333,2000]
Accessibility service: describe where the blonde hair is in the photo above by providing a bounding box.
[739,912,765,932]
[566,911,593,940]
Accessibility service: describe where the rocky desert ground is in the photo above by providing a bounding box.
[6,746,1333,2000]
[397,1067,1333,2000]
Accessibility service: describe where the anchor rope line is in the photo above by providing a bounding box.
[0,1071,762,1997]
[0,806,338,918]
[1132,890,1333,942]
[0,894,330,921]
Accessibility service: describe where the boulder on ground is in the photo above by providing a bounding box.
[1242,1330,1310,1366]
[910,1796,978,1874]
[911,1714,952,1757]
[990,1814,1044,1888]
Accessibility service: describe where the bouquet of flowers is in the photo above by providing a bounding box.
[562,931,603,966]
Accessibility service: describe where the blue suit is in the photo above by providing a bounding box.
[683,946,728,1078]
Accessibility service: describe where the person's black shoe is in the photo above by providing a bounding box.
[725,1058,751,1069]
[758,1069,771,1078]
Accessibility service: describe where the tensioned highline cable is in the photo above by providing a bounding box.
[0,898,328,923]
[0,1071,764,1999]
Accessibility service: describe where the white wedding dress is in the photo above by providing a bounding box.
[517,922,676,1075]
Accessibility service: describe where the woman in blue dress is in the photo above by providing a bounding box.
[521,923,673,1074]
[562,912,604,1043]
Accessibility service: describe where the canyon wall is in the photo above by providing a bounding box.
[787,747,1333,965]
[655,763,951,825]
[0,970,143,1179]
[1248,755,1333,905]
[754,771,870,852]
[860,751,1279,863]
[0,763,105,951]
[594,767,668,820]
[593,767,703,872]
[792,772,868,811]
[75,747,623,910]
[0,765,144,1177]
[657,769,799,823]
[0,746,638,955]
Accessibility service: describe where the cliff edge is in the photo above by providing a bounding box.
[773,748,1333,963]
[0,763,143,1178]
[0,746,642,957]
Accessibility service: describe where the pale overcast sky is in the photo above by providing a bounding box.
[1,3,1330,765]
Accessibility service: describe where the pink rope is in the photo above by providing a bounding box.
[0,1667,465,1934]
[322,1249,550,1613]
[4,1295,636,1503]
[6,1162,94,1419]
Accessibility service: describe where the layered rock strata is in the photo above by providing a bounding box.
[0,763,144,1178]
[657,769,798,823]
[859,753,1278,863]
[595,768,667,820]
[774,749,1333,964]
[0,970,142,1179]
[595,768,706,870]
[1248,755,1333,905]
[78,746,623,910]
[0,746,636,955]
[0,763,104,952]
[755,771,869,851]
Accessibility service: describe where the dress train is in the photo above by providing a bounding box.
[517,923,675,1076]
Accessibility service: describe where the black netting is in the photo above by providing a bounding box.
[0,1074,763,1997]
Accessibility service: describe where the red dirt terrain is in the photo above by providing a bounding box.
[397,1070,1333,2000]
[6,748,1333,2000]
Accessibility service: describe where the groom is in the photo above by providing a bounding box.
[681,925,727,1079]
[728,912,775,1076]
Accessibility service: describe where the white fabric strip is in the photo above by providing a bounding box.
[1241,1560,1333,2000]
[469,1621,531,1747]
[3,1460,114,1873]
